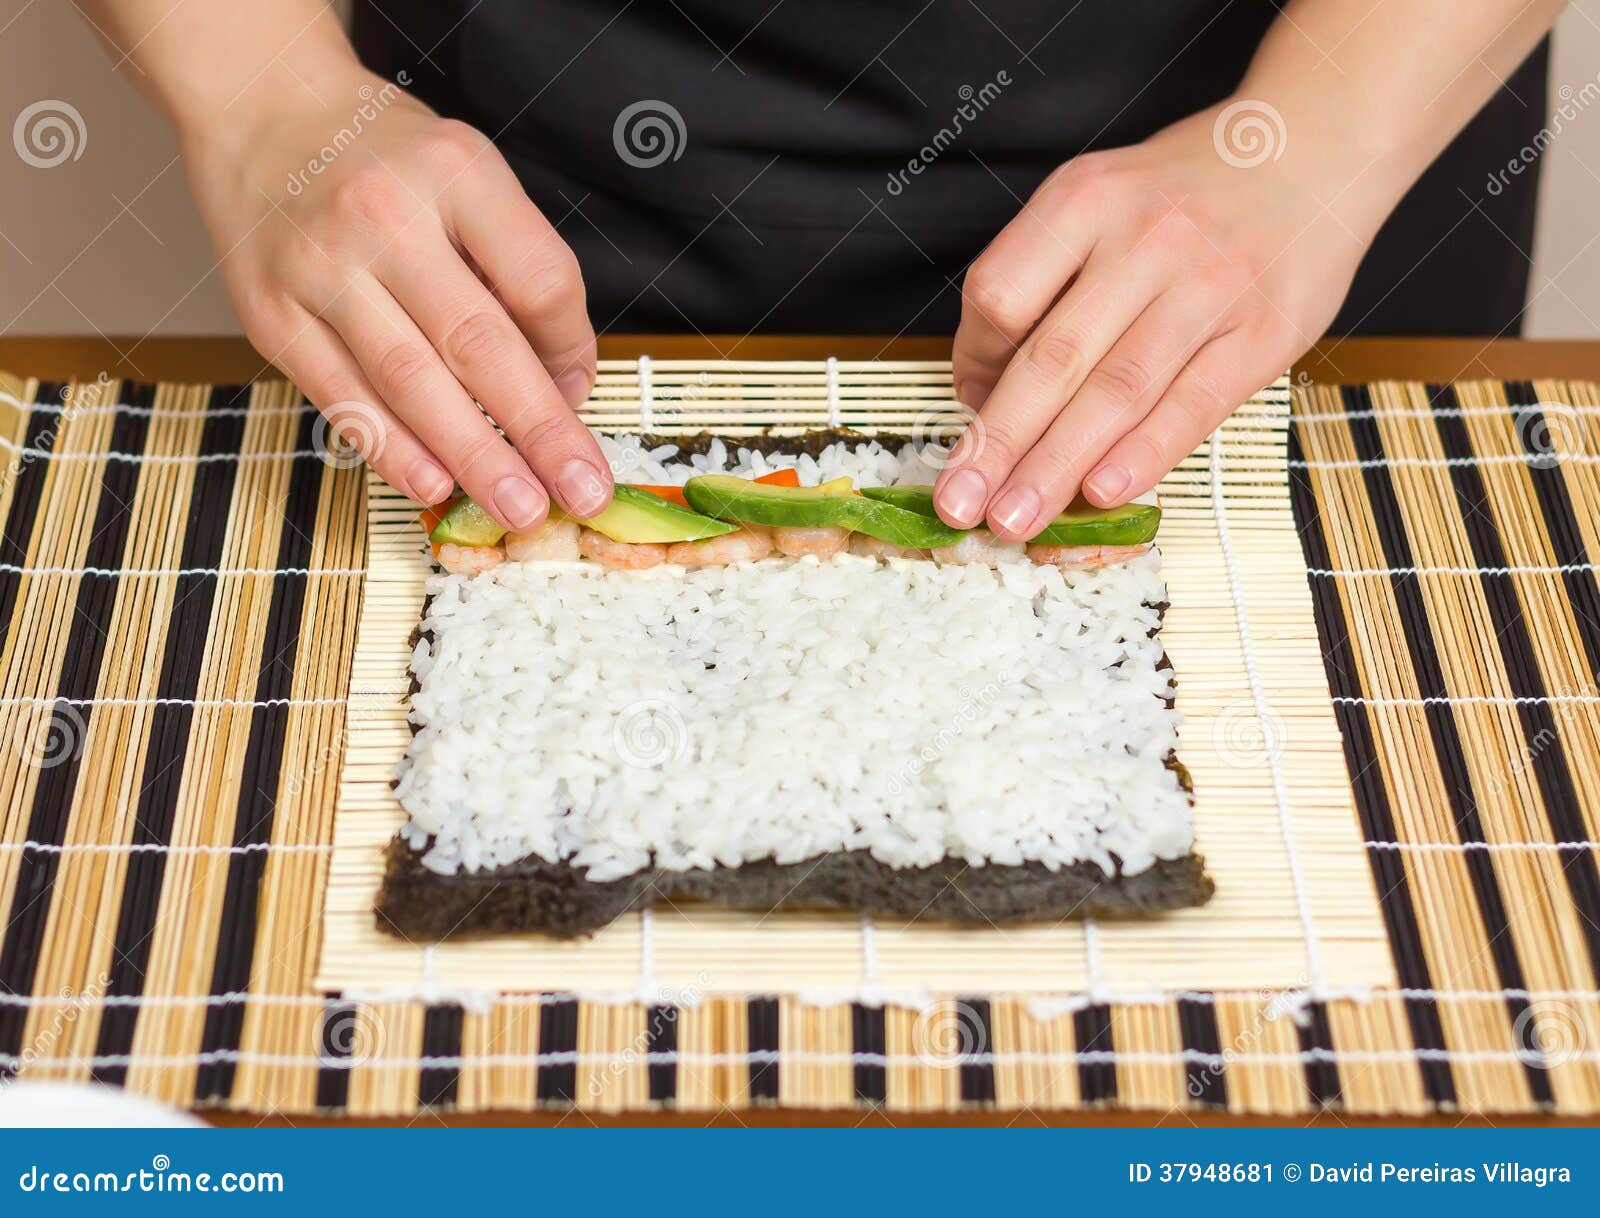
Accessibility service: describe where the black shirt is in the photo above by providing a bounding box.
[353,1,1547,337]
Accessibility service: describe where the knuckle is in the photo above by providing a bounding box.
[330,171,403,232]
[962,269,1029,336]
[1087,353,1156,406]
[509,256,583,320]
[503,405,570,455]
[452,430,506,480]
[1022,330,1085,384]
[372,340,436,397]
[442,308,519,368]
[1121,428,1169,473]
[425,119,492,169]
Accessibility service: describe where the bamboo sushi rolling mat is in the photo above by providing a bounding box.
[0,359,1596,1119]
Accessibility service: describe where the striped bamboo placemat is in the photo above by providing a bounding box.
[1,363,1597,1118]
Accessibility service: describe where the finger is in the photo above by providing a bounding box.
[933,255,1163,529]
[1083,330,1268,506]
[982,290,1219,540]
[380,229,612,517]
[447,156,598,405]
[325,276,551,531]
[952,178,1092,405]
[266,311,452,504]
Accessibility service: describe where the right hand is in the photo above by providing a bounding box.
[180,68,612,528]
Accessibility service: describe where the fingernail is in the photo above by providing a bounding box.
[556,370,592,407]
[1085,464,1131,504]
[408,460,453,504]
[555,459,611,517]
[493,476,546,529]
[959,380,993,409]
[937,468,988,527]
[989,486,1040,537]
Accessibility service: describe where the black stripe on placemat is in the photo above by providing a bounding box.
[646,1002,678,1103]
[0,391,151,1069]
[1073,1003,1117,1104]
[0,390,63,638]
[1433,386,1600,1095]
[313,999,354,1111]
[93,389,246,1087]
[1297,1000,1342,1109]
[1289,414,1455,1107]
[1176,997,1228,1108]
[535,996,577,1104]
[851,1002,886,1105]
[418,1003,464,1109]
[1505,379,1600,677]
[195,405,322,1104]
[746,997,779,1101]
[1342,386,1553,1103]
[957,998,995,1104]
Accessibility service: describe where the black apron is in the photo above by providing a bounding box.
[352,1,1546,338]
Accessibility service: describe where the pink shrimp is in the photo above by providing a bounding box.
[1026,542,1151,570]
[436,543,505,576]
[579,529,666,570]
[666,527,774,567]
[772,525,850,559]
[505,517,581,562]
[849,534,929,561]
[930,530,1026,566]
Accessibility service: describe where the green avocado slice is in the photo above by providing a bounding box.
[428,498,506,546]
[430,486,736,547]
[683,475,968,548]
[860,485,1161,546]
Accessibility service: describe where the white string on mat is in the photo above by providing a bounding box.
[637,354,653,430]
[15,1046,1600,1072]
[825,355,841,427]
[0,435,329,464]
[1209,427,1328,997]
[0,695,347,708]
[858,915,882,1005]
[1308,563,1597,577]
[0,841,331,856]
[1082,918,1109,1005]
[1364,840,1596,853]
[1294,402,1599,424]
[1290,453,1597,470]
[1333,693,1600,707]
[0,563,363,578]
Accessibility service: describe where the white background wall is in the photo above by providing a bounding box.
[1,1,1596,339]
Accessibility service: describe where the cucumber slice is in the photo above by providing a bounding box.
[860,485,1160,546]
[429,498,507,546]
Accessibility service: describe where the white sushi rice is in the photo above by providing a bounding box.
[394,436,1190,882]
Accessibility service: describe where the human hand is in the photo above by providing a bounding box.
[938,99,1375,538]
[181,69,609,527]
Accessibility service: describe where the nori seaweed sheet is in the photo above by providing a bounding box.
[378,429,1212,939]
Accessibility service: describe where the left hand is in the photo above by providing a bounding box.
[937,98,1372,537]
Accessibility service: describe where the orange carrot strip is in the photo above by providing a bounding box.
[754,468,800,487]
[630,484,690,507]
